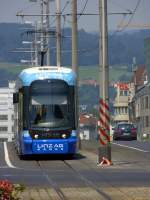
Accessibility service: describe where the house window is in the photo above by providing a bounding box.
[145,96,149,109]
[120,90,123,96]
[11,115,14,120]
[124,107,127,114]
[141,97,144,109]
[124,90,128,96]
[0,102,7,105]
[0,115,8,120]
[0,127,8,132]
[120,107,123,114]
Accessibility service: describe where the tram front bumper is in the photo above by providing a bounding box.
[21,138,77,155]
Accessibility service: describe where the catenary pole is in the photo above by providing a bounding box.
[98,0,111,165]
[46,0,50,66]
[40,0,45,66]
[56,0,61,67]
[72,0,80,149]
[34,22,39,66]
[72,0,78,73]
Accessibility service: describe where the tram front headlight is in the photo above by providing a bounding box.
[34,134,39,139]
[62,134,67,139]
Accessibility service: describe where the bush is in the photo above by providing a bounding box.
[0,180,25,200]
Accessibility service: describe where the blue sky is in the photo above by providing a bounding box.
[0,0,149,32]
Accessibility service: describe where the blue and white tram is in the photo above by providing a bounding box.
[13,66,78,157]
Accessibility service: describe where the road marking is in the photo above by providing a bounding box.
[4,142,16,168]
[113,142,150,153]
[0,166,9,168]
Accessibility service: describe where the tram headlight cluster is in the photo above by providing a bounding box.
[62,134,67,139]
[34,134,39,139]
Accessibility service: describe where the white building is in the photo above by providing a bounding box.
[0,81,15,141]
[113,82,130,124]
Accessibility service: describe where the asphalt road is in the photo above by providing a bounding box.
[0,140,150,200]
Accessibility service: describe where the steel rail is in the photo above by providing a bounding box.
[36,160,68,200]
[63,159,112,200]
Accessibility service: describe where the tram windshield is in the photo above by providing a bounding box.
[29,80,70,129]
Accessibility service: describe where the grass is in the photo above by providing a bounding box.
[79,65,132,82]
[0,62,29,74]
[0,62,132,82]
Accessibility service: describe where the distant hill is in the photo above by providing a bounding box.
[0,62,133,87]
[0,23,150,66]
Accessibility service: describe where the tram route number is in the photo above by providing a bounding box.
[36,143,64,151]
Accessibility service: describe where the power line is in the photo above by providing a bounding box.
[63,0,89,25]
[109,14,128,37]
[50,1,70,26]
[117,0,142,32]
[77,0,89,20]
[109,0,132,13]
[17,1,37,13]
[16,1,38,23]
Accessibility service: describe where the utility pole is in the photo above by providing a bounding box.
[98,0,111,165]
[72,0,78,73]
[34,22,39,65]
[46,0,50,65]
[71,0,80,149]
[40,0,45,66]
[56,0,61,67]
[17,0,56,66]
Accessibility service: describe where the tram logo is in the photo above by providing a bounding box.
[36,143,64,151]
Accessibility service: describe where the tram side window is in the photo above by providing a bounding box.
[145,116,149,128]
[18,92,23,131]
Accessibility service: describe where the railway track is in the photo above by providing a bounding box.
[37,160,68,200]
[36,157,112,200]
[63,159,111,200]
[2,142,150,200]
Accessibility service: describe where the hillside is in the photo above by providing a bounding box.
[0,62,132,86]
[0,62,130,114]
[0,23,150,66]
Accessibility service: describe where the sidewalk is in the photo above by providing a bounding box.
[19,141,150,200]
[20,186,150,200]
[19,156,150,200]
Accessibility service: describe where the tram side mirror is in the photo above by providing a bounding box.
[13,93,19,104]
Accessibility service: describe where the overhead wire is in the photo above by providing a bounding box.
[50,0,70,26]
[61,0,89,54]
[118,0,142,31]
[17,1,38,13]
[49,1,70,57]
[16,1,38,23]
[109,14,128,37]
[61,0,97,54]
[109,0,132,13]
[77,0,89,20]
[66,0,143,55]
[111,0,142,35]
[107,0,143,71]
[64,0,89,25]
[52,0,143,56]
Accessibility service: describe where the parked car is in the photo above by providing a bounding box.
[113,122,137,140]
